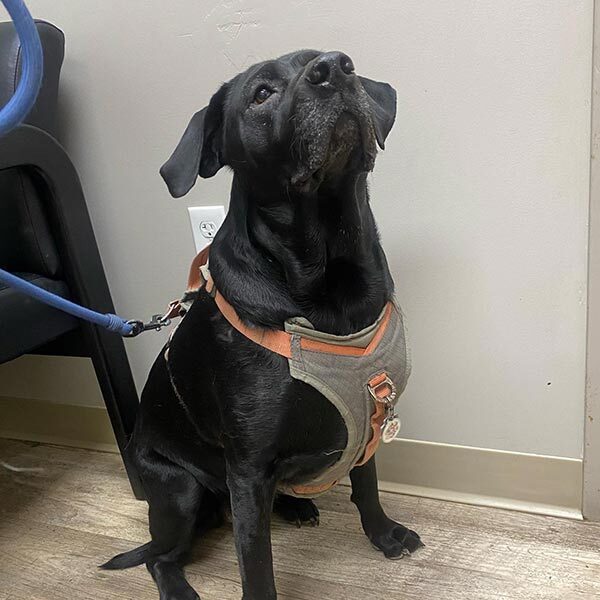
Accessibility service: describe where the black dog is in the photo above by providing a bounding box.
[103,49,422,600]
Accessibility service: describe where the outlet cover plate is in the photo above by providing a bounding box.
[188,205,226,252]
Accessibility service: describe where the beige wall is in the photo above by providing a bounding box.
[0,1,593,458]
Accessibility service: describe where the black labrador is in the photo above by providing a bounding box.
[103,49,422,600]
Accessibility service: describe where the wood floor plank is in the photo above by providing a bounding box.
[1,439,599,600]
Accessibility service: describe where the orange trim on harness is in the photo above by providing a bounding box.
[213,291,393,361]
[354,372,392,467]
[168,245,393,361]
[213,288,294,359]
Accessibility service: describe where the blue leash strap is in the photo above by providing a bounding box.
[0,269,172,337]
[0,0,43,136]
[0,268,136,336]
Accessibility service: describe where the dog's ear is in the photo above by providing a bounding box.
[359,77,397,150]
[160,84,228,198]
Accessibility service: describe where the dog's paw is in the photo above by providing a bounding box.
[147,563,201,600]
[273,495,320,527]
[368,520,424,560]
[168,587,200,600]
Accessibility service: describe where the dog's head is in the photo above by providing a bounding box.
[161,50,396,197]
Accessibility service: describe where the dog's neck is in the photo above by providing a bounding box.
[210,172,394,335]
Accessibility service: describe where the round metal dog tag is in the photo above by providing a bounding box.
[382,416,401,443]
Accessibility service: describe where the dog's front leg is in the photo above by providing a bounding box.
[227,464,277,600]
[350,456,423,559]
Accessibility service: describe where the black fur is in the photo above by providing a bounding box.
[103,49,422,600]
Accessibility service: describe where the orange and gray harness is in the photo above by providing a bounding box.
[165,247,411,497]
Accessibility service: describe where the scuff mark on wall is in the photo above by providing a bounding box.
[204,0,262,44]
[202,0,264,73]
[217,9,260,43]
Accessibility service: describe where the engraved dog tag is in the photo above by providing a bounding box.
[381,416,401,443]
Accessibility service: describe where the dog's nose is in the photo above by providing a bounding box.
[306,52,355,86]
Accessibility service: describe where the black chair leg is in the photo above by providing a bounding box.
[83,322,145,499]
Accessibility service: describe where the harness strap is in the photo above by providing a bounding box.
[162,245,211,320]
[212,288,294,359]
[167,245,394,360]
[186,245,211,292]
[164,245,295,358]
[356,373,390,466]
[213,286,393,359]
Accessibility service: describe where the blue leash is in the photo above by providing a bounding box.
[0,0,42,136]
[0,0,167,337]
[0,270,136,336]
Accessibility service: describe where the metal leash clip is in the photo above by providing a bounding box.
[125,314,172,337]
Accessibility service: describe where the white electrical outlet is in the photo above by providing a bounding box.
[187,205,226,252]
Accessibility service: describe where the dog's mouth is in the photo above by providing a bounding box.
[290,111,377,191]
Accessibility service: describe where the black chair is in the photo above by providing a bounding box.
[0,20,143,498]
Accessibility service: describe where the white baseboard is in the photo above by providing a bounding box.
[0,396,118,453]
[0,396,582,519]
[373,438,582,519]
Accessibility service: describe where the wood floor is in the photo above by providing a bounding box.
[0,439,599,600]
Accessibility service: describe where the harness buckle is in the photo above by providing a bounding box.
[368,373,401,443]
[368,374,397,404]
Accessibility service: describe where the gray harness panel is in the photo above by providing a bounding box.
[281,302,411,497]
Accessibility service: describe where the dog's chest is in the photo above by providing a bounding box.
[167,291,410,496]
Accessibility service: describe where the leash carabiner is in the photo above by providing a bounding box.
[125,314,172,338]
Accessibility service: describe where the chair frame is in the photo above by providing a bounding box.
[0,124,144,499]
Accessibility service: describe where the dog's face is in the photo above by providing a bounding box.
[161,50,397,197]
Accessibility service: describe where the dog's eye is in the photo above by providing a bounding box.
[254,86,273,104]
